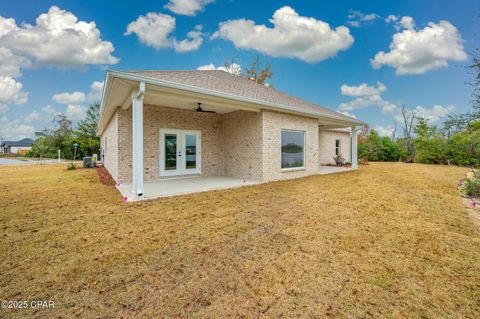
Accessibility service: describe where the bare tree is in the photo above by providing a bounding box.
[243,54,273,85]
[401,105,416,161]
[222,58,241,76]
[391,121,397,141]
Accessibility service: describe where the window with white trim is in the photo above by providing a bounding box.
[335,139,341,156]
[281,130,305,169]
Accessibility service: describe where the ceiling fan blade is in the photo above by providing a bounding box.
[194,102,216,113]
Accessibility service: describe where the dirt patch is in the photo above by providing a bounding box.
[96,165,115,186]
[0,163,479,318]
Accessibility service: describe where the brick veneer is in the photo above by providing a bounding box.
[261,110,319,182]
[318,129,351,165]
[102,104,352,184]
[222,110,263,180]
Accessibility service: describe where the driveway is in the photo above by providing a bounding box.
[0,158,62,165]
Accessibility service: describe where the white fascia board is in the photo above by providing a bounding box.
[97,72,115,135]
[106,70,366,126]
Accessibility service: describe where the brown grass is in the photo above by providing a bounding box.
[0,163,479,318]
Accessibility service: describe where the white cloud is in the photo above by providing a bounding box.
[125,13,203,52]
[414,104,455,123]
[0,47,31,77]
[65,104,87,122]
[339,82,397,114]
[0,76,28,108]
[125,12,175,49]
[24,111,41,123]
[0,105,9,113]
[52,91,86,105]
[212,6,354,63]
[385,15,415,31]
[42,105,57,114]
[164,0,214,16]
[340,82,386,97]
[173,25,203,52]
[87,81,104,102]
[339,82,454,128]
[347,10,380,27]
[372,17,467,75]
[0,6,118,69]
[385,15,398,24]
[398,16,415,30]
[0,115,35,139]
[374,125,396,137]
[197,62,242,75]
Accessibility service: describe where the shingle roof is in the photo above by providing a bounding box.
[121,70,363,124]
[2,138,34,147]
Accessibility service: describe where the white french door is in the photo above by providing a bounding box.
[159,129,201,176]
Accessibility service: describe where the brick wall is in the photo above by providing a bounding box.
[318,129,351,165]
[116,104,225,184]
[222,110,263,180]
[103,104,352,185]
[261,110,319,182]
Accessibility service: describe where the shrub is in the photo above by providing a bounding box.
[464,178,480,197]
[66,162,76,170]
[333,155,345,166]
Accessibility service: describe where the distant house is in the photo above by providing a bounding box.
[1,138,34,154]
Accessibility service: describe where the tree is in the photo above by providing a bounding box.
[29,104,101,160]
[77,103,101,156]
[222,59,242,76]
[243,55,273,85]
[358,129,381,161]
[444,51,480,134]
[358,129,403,162]
[400,105,417,161]
[446,121,480,166]
[413,118,447,164]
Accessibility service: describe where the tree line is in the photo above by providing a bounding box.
[27,103,100,160]
[359,55,480,167]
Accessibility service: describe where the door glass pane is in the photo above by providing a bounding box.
[185,134,197,169]
[165,134,177,170]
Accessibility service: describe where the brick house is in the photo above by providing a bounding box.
[98,70,365,199]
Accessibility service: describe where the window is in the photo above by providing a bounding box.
[335,139,341,156]
[281,130,305,169]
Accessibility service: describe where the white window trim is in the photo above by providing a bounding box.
[335,139,341,156]
[280,129,306,171]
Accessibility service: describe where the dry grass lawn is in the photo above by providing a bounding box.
[1,163,479,318]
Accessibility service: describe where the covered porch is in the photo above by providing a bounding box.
[99,70,361,201]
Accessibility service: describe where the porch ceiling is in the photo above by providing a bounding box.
[142,89,247,114]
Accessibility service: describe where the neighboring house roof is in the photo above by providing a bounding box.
[1,138,34,147]
[122,70,363,125]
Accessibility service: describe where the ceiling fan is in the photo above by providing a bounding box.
[194,102,216,113]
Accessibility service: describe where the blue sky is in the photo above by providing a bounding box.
[0,0,478,139]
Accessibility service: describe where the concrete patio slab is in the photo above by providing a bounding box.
[319,166,353,175]
[117,176,259,201]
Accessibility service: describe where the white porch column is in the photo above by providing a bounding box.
[132,82,145,197]
[351,126,358,169]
